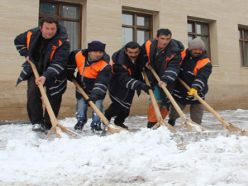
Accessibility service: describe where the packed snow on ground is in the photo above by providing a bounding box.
[0,109,248,186]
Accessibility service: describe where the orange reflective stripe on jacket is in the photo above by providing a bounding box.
[193,58,210,75]
[84,61,108,78]
[145,40,152,64]
[75,51,86,75]
[26,31,32,50]
[75,51,108,78]
[26,30,62,61]
[50,40,62,61]
[181,49,187,60]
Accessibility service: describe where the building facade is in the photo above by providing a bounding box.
[1,0,248,120]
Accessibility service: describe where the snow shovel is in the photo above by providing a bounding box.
[178,78,248,136]
[147,65,203,132]
[72,79,125,134]
[142,70,176,133]
[27,59,80,138]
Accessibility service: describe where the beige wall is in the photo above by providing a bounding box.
[1,0,248,120]
[0,0,39,120]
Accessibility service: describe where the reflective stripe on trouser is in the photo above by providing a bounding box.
[169,102,204,124]
[147,85,169,122]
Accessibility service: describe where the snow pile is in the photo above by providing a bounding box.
[0,110,248,186]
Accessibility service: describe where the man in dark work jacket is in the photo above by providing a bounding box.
[168,37,212,126]
[14,17,70,131]
[105,41,149,129]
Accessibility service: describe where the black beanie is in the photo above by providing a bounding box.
[88,41,106,52]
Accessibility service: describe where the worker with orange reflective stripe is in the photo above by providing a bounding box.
[14,17,70,132]
[142,29,184,128]
[168,37,212,126]
[67,41,111,132]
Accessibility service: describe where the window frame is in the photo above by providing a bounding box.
[187,20,211,58]
[239,26,248,67]
[39,0,82,49]
[122,10,153,45]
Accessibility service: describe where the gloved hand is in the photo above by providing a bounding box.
[187,88,197,96]
[89,94,98,102]
[67,72,75,81]
[140,83,151,94]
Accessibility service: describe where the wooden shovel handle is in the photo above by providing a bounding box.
[72,79,110,126]
[142,70,164,124]
[27,59,58,128]
[178,78,231,128]
[148,66,187,122]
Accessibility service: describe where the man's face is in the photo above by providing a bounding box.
[125,48,140,62]
[156,34,171,49]
[88,51,104,61]
[40,22,57,39]
[191,49,203,57]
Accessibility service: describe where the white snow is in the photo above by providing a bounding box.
[0,109,248,186]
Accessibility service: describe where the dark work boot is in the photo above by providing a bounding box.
[168,119,176,126]
[74,119,86,131]
[147,122,157,128]
[90,122,102,132]
[32,123,45,132]
[115,123,128,129]
[32,120,46,132]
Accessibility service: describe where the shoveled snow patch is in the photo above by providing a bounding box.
[0,109,248,186]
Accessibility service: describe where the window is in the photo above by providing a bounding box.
[122,11,153,45]
[188,20,210,57]
[239,27,248,67]
[39,0,82,50]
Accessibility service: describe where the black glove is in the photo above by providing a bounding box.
[67,72,75,81]
[139,83,151,94]
[89,93,98,102]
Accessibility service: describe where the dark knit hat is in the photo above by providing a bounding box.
[88,41,106,52]
[188,38,206,51]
